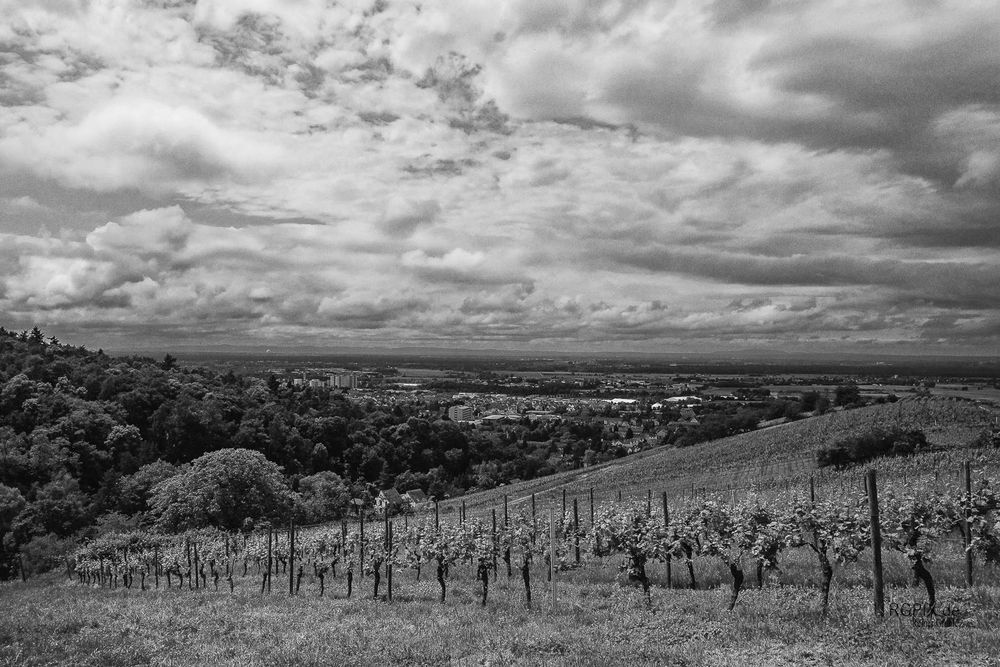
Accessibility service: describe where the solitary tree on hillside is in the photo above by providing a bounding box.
[149,449,291,532]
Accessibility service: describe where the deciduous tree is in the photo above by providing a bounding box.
[150,449,291,532]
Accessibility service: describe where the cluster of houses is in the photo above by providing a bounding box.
[373,487,433,515]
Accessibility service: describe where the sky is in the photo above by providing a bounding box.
[1,0,999,356]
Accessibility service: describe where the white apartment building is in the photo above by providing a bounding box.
[329,372,358,389]
[448,405,474,421]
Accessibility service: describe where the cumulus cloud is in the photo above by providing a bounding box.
[0,98,286,193]
[6,254,141,310]
[87,206,193,256]
[934,106,1000,190]
[0,0,998,352]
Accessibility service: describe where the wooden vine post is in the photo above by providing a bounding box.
[503,494,511,577]
[573,498,580,564]
[662,492,672,589]
[266,525,273,593]
[385,511,393,602]
[548,507,558,611]
[288,516,295,596]
[810,475,818,552]
[589,487,594,527]
[491,508,498,574]
[964,461,974,587]
[531,493,537,545]
[866,469,885,617]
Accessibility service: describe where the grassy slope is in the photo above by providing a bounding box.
[447,397,998,515]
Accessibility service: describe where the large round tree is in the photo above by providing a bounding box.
[150,449,291,532]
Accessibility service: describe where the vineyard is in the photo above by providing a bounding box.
[67,464,1000,621]
[6,396,1000,665]
[57,397,1000,620]
[450,396,999,513]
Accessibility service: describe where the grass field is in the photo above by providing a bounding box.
[3,567,1000,667]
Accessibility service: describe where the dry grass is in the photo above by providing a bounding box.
[3,562,1000,667]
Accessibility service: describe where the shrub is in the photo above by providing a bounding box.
[816,427,927,468]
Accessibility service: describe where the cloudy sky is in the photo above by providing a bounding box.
[1,0,998,355]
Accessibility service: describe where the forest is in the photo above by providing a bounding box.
[0,325,824,580]
[0,327,617,578]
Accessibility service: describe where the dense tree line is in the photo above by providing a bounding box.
[0,327,613,578]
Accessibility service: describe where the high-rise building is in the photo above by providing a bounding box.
[448,405,474,421]
[330,373,358,389]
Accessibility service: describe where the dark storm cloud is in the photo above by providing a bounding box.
[317,296,430,329]
[606,245,1000,308]
[758,22,1000,139]
[536,2,1000,194]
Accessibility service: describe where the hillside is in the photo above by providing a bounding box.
[0,327,623,578]
[3,325,998,586]
[449,397,999,515]
[5,342,1000,666]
